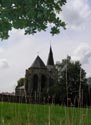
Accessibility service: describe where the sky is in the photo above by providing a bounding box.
[0,0,91,92]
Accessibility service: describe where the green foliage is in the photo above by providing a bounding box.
[16,77,25,88]
[51,56,88,103]
[87,77,91,85]
[0,0,66,40]
[0,103,91,125]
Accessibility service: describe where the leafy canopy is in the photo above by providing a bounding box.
[0,0,66,40]
[51,56,87,102]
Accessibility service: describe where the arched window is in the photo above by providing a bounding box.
[33,74,38,92]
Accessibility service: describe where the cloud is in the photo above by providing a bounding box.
[72,43,91,64]
[0,47,9,69]
[61,0,91,30]
[0,58,9,69]
[0,47,4,55]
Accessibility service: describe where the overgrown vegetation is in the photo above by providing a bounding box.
[0,102,91,125]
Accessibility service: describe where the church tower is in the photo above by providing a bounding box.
[25,55,48,96]
[47,46,54,70]
[47,46,54,87]
[16,46,55,98]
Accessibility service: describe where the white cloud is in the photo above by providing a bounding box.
[0,58,9,69]
[61,0,91,30]
[72,43,91,64]
[0,47,9,69]
[0,47,4,55]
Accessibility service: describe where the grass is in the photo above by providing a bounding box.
[0,102,91,125]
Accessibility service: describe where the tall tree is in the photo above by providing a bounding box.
[87,77,91,87]
[53,56,88,105]
[87,77,91,105]
[0,0,66,40]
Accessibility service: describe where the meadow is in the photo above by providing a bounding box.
[0,102,91,125]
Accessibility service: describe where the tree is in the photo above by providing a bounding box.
[87,77,91,105]
[0,0,66,40]
[16,77,25,89]
[87,77,91,87]
[52,56,88,106]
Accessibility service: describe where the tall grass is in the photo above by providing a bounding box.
[0,102,91,125]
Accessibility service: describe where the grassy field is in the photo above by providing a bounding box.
[0,102,91,125]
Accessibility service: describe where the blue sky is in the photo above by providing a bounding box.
[0,0,91,92]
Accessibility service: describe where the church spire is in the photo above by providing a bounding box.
[47,46,54,66]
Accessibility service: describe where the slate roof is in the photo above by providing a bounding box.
[47,46,54,66]
[31,56,46,69]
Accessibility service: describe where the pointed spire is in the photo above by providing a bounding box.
[47,46,54,66]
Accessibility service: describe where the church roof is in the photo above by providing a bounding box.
[47,46,54,66]
[31,56,46,69]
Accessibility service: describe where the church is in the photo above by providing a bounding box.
[15,46,55,98]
